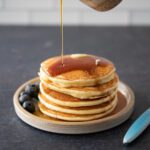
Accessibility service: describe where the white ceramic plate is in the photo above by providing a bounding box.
[13,77,135,134]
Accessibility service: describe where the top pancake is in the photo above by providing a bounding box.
[40,54,116,87]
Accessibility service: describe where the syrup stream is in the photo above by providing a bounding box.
[60,0,64,66]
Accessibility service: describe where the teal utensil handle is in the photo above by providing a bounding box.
[123,107,150,144]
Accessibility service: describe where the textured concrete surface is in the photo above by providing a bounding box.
[0,26,150,150]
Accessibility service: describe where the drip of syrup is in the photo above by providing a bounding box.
[47,1,112,77]
[47,56,111,77]
[60,0,64,66]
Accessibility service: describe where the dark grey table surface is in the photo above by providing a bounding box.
[0,26,150,150]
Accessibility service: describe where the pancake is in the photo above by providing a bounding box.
[40,82,117,107]
[40,54,116,87]
[40,74,119,99]
[38,96,118,121]
[38,94,117,115]
[38,54,119,122]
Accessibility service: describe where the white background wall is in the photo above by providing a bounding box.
[0,0,150,26]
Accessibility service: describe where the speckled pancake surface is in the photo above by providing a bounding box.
[39,54,116,87]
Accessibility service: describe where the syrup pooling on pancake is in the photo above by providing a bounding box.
[40,54,116,87]
[46,54,113,77]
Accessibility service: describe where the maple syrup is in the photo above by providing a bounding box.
[47,1,112,77]
[47,56,111,77]
[60,0,64,66]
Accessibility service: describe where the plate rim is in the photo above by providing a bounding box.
[13,77,135,127]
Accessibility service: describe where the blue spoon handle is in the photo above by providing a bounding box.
[123,107,150,144]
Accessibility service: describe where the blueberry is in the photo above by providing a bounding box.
[20,91,28,97]
[19,94,31,105]
[22,101,35,113]
[25,84,39,97]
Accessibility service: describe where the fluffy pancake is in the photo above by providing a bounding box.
[38,54,119,122]
[38,96,118,121]
[40,74,119,99]
[40,82,117,107]
[40,54,116,87]
[38,94,117,115]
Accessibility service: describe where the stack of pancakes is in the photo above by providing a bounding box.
[38,54,119,122]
